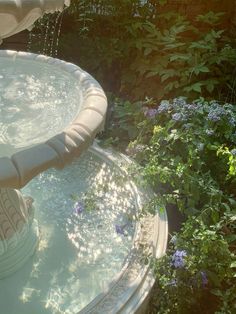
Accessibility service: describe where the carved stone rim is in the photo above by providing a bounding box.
[0,50,107,189]
[0,0,70,40]
[80,143,168,314]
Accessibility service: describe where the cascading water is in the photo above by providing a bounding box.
[28,9,66,57]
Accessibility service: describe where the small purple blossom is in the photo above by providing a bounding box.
[115,223,129,235]
[207,111,221,122]
[73,201,84,214]
[172,250,187,268]
[200,271,208,287]
[173,97,187,107]
[231,148,236,156]
[144,108,158,119]
[207,106,226,122]
[157,101,170,113]
[229,117,236,126]
[172,113,186,122]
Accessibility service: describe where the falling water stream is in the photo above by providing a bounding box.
[28,10,65,57]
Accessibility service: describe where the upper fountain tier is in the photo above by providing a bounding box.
[0,0,70,43]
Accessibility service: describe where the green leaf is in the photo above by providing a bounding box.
[169,54,190,62]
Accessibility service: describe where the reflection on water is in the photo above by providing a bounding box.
[0,58,82,157]
[0,151,136,314]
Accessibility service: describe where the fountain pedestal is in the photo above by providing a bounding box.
[0,189,39,278]
[0,0,71,277]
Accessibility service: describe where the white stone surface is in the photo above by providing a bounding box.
[0,0,70,43]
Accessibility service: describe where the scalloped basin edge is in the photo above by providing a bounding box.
[0,50,107,190]
[80,143,168,314]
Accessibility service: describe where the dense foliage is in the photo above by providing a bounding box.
[56,0,236,102]
[104,97,236,313]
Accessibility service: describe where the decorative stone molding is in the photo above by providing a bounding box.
[0,50,107,189]
[0,188,39,278]
[0,0,70,44]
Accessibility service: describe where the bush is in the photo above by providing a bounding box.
[103,97,236,312]
[56,0,236,102]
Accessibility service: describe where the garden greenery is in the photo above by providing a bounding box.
[57,0,235,102]
[104,96,236,313]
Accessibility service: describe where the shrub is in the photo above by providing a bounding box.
[56,0,236,102]
[103,97,236,312]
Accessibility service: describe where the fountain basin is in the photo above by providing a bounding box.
[0,143,168,313]
[0,0,70,43]
[0,50,107,189]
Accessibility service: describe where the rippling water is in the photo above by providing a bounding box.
[0,58,82,157]
[0,151,136,314]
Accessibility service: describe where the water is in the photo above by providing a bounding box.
[28,11,66,57]
[0,150,136,314]
[0,57,82,157]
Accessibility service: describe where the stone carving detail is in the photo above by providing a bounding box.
[0,188,38,278]
[0,0,70,44]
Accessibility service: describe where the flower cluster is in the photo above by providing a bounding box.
[73,201,84,214]
[115,223,129,236]
[172,112,186,121]
[172,250,187,268]
[143,107,158,118]
[157,100,171,113]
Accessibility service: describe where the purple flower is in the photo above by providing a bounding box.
[229,117,236,126]
[157,101,170,113]
[115,224,125,235]
[144,108,158,119]
[200,271,208,287]
[172,250,187,268]
[115,223,129,235]
[173,97,187,107]
[172,113,186,122]
[231,149,236,156]
[184,104,196,111]
[207,106,226,122]
[73,201,84,214]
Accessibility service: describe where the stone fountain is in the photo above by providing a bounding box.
[0,0,108,279]
[0,2,168,313]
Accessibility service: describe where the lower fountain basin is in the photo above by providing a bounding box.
[0,143,168,314]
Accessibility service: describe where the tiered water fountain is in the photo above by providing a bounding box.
[0,1,168,313]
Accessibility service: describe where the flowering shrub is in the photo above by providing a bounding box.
[103,96,236,312]
[150,216,236,314]
[130,97,236,219]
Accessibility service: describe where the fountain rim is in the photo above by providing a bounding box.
[80,142,168,313]
[0,50,107,190]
